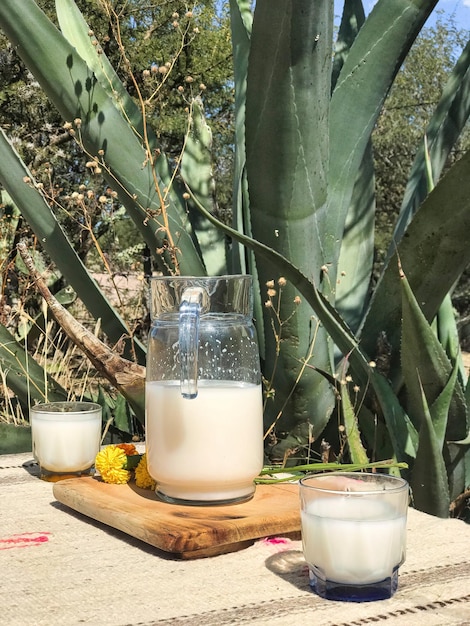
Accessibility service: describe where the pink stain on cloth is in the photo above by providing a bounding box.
[259,536,293,552]
[0,532,51,550]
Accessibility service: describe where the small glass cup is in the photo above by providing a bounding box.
[31,401,102,482]
[299,472,409,602]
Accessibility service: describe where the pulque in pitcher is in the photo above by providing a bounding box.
[145,275,264,505]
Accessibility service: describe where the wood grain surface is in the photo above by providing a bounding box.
[53,478,301,559]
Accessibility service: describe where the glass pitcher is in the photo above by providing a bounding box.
[145,275,264,505]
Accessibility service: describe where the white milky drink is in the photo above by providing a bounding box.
[146,380,264,502]
[301,497,407,585]
[32,412,101,472]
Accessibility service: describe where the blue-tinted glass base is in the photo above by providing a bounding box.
[309,567,399,602]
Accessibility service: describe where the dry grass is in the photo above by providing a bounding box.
[0,320,110,424]
[0,273,147,425]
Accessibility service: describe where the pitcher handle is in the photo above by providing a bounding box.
[178,287,208,399]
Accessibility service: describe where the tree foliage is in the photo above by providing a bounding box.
[374,12,470,260]
[0,0,234,274]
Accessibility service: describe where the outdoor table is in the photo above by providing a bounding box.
[1,451,469,626]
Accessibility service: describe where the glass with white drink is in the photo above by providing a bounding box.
[31,401,102,482]
[300,472,409,602]
[146,275,264,505]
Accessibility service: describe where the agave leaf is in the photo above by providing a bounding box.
[357,402,395,461]
[329,0,438,341]
[110,392,134,438]
[387,38,470,399]
[392,39,470,247]
[417,139,465,381]
[400,263,468,442]
[229,0,252,258]
[0,423,33,454]
[97,385,135,443]
[189,192,357,357]
[329,0,439,276]
[246,0,331,284]
[332,3,375,333]
[56,0,211,277]
[400,262,469,500]
[0,127,146,362]
[245,0,336,438]
[331,0,366,92]
[55,0,145,137]
[367,369,418,461]
[181,98,215,210]
[0,0,206,276]
[361,149,470,372]
[462,378,470,444]
[190,189,419,463]
[331,0,442,376]
[0,324,68,405]
[0,190,21,263]
[331,0,375,331]
[336,141,375,333]
[228,0,252,273]
[340,382,369,465]
[450,429,470,446]
[243,0,438,437]
[397,50,470,375]
[410,377,450,517]
[229,0,266,356]
[430,363,469,501]
[430,361,460,446]
[435,293,467,383]
[181,97,227,276]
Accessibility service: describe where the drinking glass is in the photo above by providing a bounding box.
[31,401,102,482]
[300,472,409,602]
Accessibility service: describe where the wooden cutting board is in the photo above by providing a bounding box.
[53,478,301,559]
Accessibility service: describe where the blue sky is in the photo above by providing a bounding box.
[414,0,469,28]
[336,1,470,29]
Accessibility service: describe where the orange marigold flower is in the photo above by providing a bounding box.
[135,454,157,490]
[116,443,138,456]
[95,446,131,484]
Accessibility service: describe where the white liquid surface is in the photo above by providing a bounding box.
[146,380,264,501]
[31,413,101,472]
[301,497,406,585]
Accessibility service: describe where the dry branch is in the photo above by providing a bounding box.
[17,241,146,418]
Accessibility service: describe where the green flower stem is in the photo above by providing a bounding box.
[255,460,408,483]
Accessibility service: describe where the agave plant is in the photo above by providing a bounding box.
[0,0,470,517]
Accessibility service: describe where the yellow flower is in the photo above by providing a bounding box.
[134,454,156,490]
[95,445,131,484]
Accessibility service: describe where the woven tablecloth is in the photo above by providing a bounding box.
[1,452,469,626]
